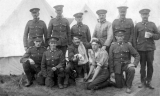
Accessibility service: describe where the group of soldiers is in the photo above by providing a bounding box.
[20,4,160,94]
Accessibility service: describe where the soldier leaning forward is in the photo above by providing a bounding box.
[20,38,46,87]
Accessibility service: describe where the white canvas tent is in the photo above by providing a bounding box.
[0,0,57,75]
[70,4,97,36]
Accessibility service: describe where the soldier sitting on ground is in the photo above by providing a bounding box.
[20,37,46,87]
[85,38,110,91]
[64,34,90,88]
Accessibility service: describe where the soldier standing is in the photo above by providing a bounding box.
[92,9,113,52]
[71,12,91,44]
[112,6,134,45]
[41,36,65,89]
[20,38,46,87]
[47,5,71,54]
[134,9,160,89]
[109,29,140,93]
[23,8,47,51]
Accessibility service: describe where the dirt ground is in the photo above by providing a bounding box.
[0,41,160,96]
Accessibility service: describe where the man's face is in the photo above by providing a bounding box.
[91,42,99,51]
[141,14,149,21]
[98,14,106,20]
[119,11,127,18]
[56,10,63,16]
[31,12,39,19]
[72,37,81,46]
[75,17,83,23]
[115,35,124,42]
[49,41,57,48]
[34,41,42,47]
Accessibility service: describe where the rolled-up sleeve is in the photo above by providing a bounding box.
[96,50,108,67]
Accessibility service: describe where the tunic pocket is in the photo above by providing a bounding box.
[46,58,51,65]
[62,23,66,31]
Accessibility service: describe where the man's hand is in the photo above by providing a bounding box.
[24,47,28,51]
[73,54,78,61]
[128,42,132,46]
[28,58,35,65]
[87,79,94,83]
[47,46,50,50]
[110,73,115,79]
[148,32,153,38]
[127,63,135,68]
[102,46,106,50]
[84,75,89,82]
[52,67,57,71]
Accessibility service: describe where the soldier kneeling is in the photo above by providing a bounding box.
[41,36,65,89]
[20,37,46,87]
[109,29,140,94]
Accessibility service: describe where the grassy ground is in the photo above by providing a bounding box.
[0,41,160,96]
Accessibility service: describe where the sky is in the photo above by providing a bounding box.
[0,0,159,25]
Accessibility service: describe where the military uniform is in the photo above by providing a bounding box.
[47,5,71,54]
[133,9,160,87]
[23,8,47,48]
[71,12,91,43]
[92,9,113,52]
[112,6,134,43]
[109,30,140,89]
[20,45,46,86]
[112,18,134,43]
[71,23,91,43]
[41,47,65,87]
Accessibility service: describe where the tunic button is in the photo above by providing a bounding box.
[121,54,122,55]
[121,58,122,59]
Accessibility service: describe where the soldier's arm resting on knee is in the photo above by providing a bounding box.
[55,51,65,69]
[128,44,140,67]
[20,48,31,63]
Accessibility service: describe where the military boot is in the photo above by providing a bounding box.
[64,75,69,88]
[24,79,33,87]
[58,77,64,89]
[146,81,154,89]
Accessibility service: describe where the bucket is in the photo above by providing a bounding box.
[75,78,88,89]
